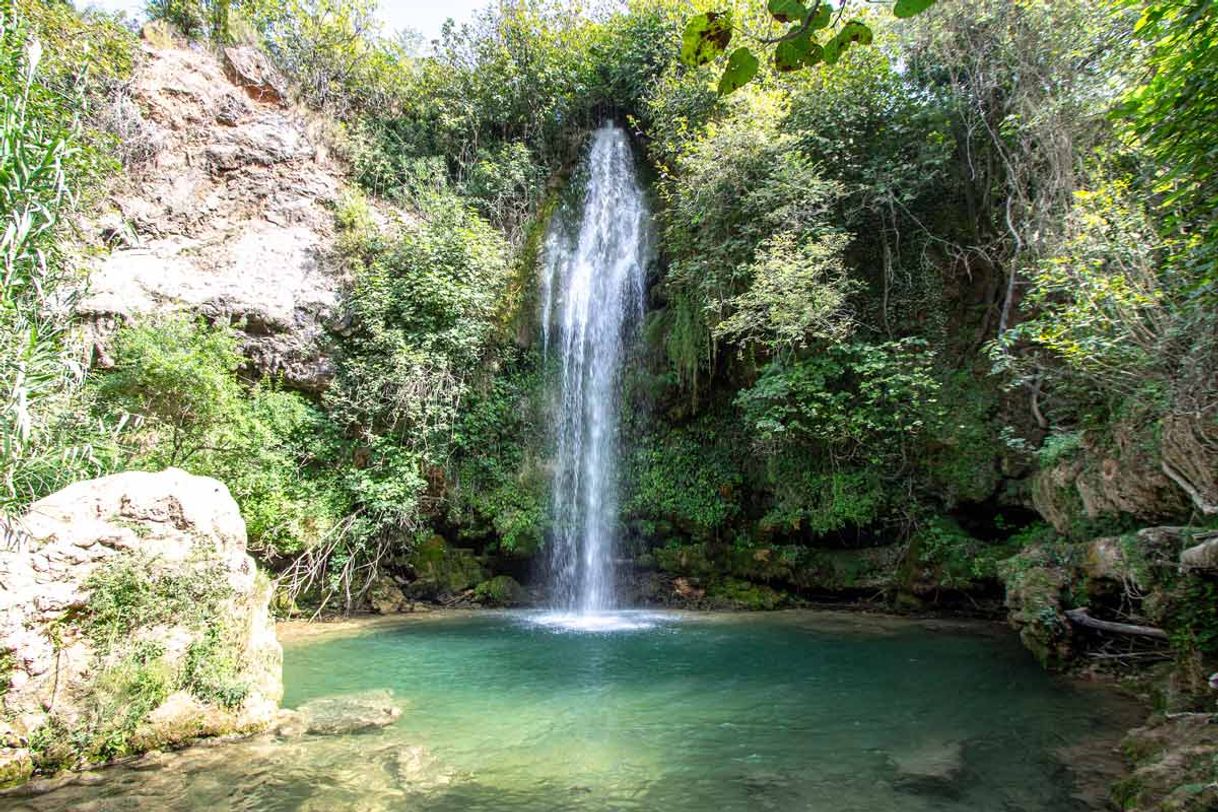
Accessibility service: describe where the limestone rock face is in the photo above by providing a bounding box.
[222,46,289,105]
[1029,418,1218,533]
[0,469,282,786]
[1161,414,1218,517]
[76,38,347,391]
[1032,434,1190,533]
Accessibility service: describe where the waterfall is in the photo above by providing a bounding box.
[540,124,650,618]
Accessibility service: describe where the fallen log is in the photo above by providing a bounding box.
[1065,608,1169,640]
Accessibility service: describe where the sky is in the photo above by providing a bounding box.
[82,0,493,42]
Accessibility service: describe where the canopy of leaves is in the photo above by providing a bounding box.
[681,0,937,93]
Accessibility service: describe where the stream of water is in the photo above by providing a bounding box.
[539,124,649,621]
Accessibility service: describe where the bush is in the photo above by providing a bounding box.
[0,4,130,513]
[28,551,248,769]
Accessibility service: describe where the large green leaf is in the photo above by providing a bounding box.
[808,1,832,30]
[768,0,807,24]
[893,0,937,19]
[837,20,873,46]
[681,11,734,67]
[823,19,872,64]
[718,47,760,94]
[774,31,823,72]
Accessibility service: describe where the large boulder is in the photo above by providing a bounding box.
[0,469,282,786]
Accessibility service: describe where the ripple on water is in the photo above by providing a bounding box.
[519,610,674,633]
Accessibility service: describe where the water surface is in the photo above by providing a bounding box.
[2,611,1133,811]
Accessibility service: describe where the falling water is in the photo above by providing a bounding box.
[539,124,650,621]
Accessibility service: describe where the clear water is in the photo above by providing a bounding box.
[3,611,1135,811]
[539,124,650,614]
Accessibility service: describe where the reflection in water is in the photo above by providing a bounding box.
[1,612,1136,812]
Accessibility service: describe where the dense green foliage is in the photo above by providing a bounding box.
[680,0,939,94]
[7,1,1218,801]
[3,0,1214,643]
[0,1,133,512]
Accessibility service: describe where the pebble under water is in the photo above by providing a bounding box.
[2,611,1135,811]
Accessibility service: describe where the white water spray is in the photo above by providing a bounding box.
[539,124,650,622]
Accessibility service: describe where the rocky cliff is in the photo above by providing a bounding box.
[77,34,349,391]
[0,468,282,786]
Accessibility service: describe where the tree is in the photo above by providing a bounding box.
[681,0,938,94]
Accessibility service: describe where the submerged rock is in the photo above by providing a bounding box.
[889,739,964,797]
[0,469,282,786]
[393,744,455,790]
[278,690,403,736]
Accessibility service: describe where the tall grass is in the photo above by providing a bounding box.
[0,6,114,520]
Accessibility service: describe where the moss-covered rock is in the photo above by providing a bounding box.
[405,536,486,600]
[367,576,411,614]
[998,544,1079,668]
[0,748,32,790]
[472,575,528,607]
[704,578,789,610]
[1113,714,1218,812]
[650,541,900,601]
[0,469,282,787]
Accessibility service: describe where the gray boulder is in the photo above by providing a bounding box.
[0,469,282,787]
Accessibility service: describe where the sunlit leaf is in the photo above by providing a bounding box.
[681,11,734,67]
[838,20,873,46]
[774,30,822,72]
[808,2,832,30]
[823,19,871,64]
[718,47,759,94]
[768,0,807,24]
[822,37,841,65]
[893,0,937,19]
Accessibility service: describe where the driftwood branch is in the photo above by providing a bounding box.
[1065,608,1168,640]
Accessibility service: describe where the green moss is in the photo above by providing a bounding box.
[0,748,33,789]
[997,544,1079,668]
[25,551,253,773]
[406,536,486,598]
[653,542,718,579]
[705,578,788,610]
[473,575,527,607]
